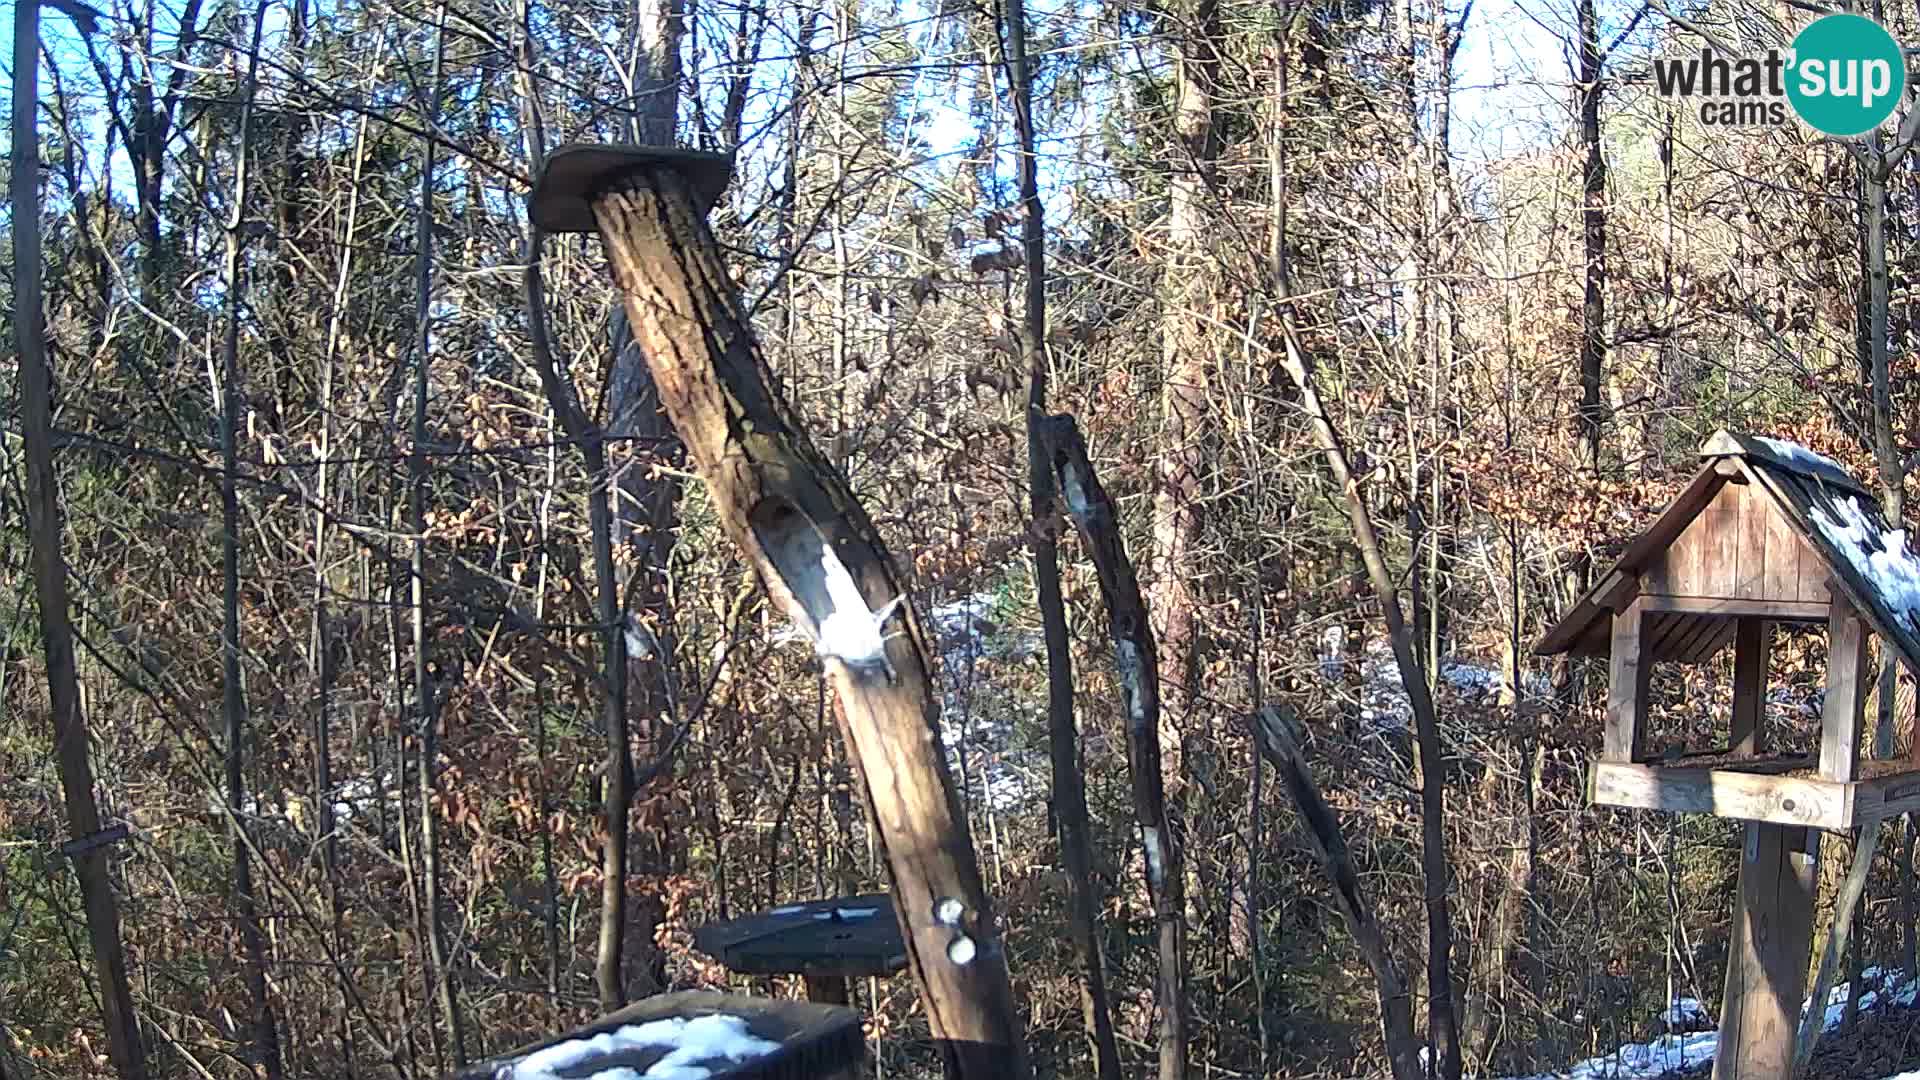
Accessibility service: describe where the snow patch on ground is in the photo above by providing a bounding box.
[1319,638,1551,734]
[930,592,1044,812]
[1498,970,1920,1080]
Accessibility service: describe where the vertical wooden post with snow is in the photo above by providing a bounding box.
[1534,431,1920,1078]
[529,145,1029,1079]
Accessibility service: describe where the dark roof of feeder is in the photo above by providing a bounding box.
[1535,430,1920,674]
[446,990,862,1080]
[527,143,734,233]
[692,893,906,979]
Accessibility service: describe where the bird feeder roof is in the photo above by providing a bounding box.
[1536,430,1920,673]
[527,143,734,233]
[692,893,907,979]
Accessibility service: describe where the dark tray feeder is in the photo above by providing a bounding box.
[693,894,906,1004]
[448,990,863,1080]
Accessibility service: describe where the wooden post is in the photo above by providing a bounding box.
[1822,592,1868,784]
[1730,618,1768,757]
[1604,598,1649,762]
[803,976,851,1006]
[1713,823,1819,1080]
[529,146,1029,1079]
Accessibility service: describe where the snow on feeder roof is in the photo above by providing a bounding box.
[449,991,862,1080]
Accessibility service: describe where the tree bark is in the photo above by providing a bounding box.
[1272,303,1462,1080]
[1149,0,1221,797]
[997,0,1122,1071]
[217,6,285,1075]
[1267,25,1460,1072]
[406,6,466,1059]
[580,163,1030,1078]
[1575,0,1607,471]
[1795,820,1882,1073]
[12,3,147,1075]
[1038,414,1188,1080]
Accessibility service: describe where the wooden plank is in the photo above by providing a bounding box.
[1822,591,1869,783]
[1762,485,1804,603]
[1714,821,1821,1080]
[803,975,851,1005]
[1597,569,1638,611]
[1590,761,1853,829]
[1735,481,1771,599]
[1636,596,1829,621]
[1797,530,1832,604]
[1644,613,1687,660]
[1849,765,1920,823]
[1663,615,1720,663]
[1730,619,1769,757]
[1707,503,1741,598]
[1536,467,1726,657]
[1605,600,1650,762]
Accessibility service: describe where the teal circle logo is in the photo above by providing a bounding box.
[1786,14,1905,137]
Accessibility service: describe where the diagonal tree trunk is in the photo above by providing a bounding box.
[572,158,1031,1078]
[12,3,146,1075]
[1037,415,1188,1080]
[1253,705,1424,1080]
[1267,65,1461,1070]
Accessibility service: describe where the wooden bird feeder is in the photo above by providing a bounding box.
[1538,429,1920,1079]
[693,894,907,1005]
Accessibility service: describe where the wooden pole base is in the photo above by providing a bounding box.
[1713,821,1819,1079]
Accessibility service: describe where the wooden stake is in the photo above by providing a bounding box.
[532,149,1028,1078]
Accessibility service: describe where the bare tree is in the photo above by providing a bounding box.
[11,2,146,1075]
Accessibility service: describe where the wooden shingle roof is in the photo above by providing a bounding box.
[1535,430,1920,674]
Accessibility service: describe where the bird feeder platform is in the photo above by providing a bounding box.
[1538,430,1920,830]
[1538,430,1920,1080]
[445,990,864,1080]
[693,893,907,1005]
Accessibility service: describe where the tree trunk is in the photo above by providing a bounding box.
[1575,0,1607,471]
[574,161,1030,1078]
[998,0,1121,1071]
[1272,312,1462,1080]
[217,6,285,1075]
[1149,0,1221,798]
[1038,415,1189,1080]
[606,0,688,998]
[12,4,147,1075]
[1254,706,1423,1080]
[407,6,466,1059]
